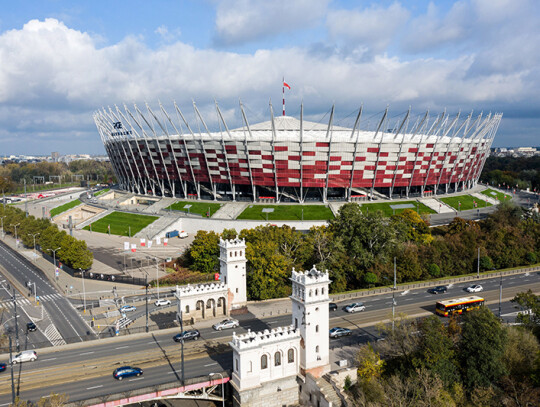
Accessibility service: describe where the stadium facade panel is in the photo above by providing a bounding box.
[94,103,502,202]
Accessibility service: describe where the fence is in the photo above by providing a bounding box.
[329,266,540,302]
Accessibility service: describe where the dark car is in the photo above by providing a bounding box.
[0,363,6,372]
[329,327,352,338]
[26,322,37,332]
[429,285,448,294]
[329,303,338,311]
[113,366,143,380]
[173,330,200,342]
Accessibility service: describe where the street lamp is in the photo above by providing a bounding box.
[0,216,6,239]
[209,372,225,407]
[28,232,40,262]
[48,247,61,277]
[155,257,160,299]
[79,268,86,313]
[10,223,20,246]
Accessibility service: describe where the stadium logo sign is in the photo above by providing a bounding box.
[111,121,132,137]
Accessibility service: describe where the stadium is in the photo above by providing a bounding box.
[93,102,502,202]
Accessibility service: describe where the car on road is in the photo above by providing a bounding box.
[10,350,37,364]
[0,363,6,372]
[329,327,352,338]
[465,284,483,293]
[154,299,171,307]
[212,318,239,331]
[428,285,448,294]
[329,303,338,311]
[344,302,365,313]
[173,330,200,342]
[120,305,137,312]
[26,322,37,332]
[113,366,143,380]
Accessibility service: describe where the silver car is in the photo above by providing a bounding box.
[466,284,483,293]
[212,318,239,331]
[10,350,37,364]
[344,302,366,313]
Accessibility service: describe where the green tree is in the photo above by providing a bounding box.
[511,290,540,339]
[185,230,220,273]
[363,272,377,287]
[392,209,433,244]
[458,307,507,390]
[59,235,93,270]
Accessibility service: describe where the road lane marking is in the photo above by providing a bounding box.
[204,362,218,367]
[115,346,129,349]
[129,377,144,381]
[87,385,103,390]
[79,351,94,355]
[41,358,57,361]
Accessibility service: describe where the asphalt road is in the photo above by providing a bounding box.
[0,273,537,404]
[0,240,94,343]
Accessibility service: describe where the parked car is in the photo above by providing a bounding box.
[26,322,37,332]
[173,330,200,342]
[329,302,338,312]
[120,305,137,312]
[113,366,143,380]
[344,303,365,313]
[178,231,188,238]
[155,299,171,307]
[329,327,352,338]
[465,284,483,293]
[428,285,448,294]
[10,350,37,364]
[212,318,239,331]
[0,363,6,372]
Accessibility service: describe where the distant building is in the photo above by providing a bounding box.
[51,152,59,162]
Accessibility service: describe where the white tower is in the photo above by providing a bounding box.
[290,266,331,378]
[219,237,247,311]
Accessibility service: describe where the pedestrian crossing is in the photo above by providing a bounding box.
[0,293,64,308]
[44,324,67,346]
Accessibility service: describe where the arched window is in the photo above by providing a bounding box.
[275,351,281,366]
[288,349,294,363]
[322,287,325,295]
[261,355,268,369]
[235,251,237,257]
[316,325,319,333]
[316,345,319,353]
[185,305,190,313]
[240,251,243,256]
[309,290,312,297]
[315,289,318,296]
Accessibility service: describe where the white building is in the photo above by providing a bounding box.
[219,237,247,311]
[230,266,332,407]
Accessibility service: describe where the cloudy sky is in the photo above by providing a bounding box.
[0,0,538,155]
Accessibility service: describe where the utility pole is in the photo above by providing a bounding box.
[24,179,27,217]
[499,276,502,319]
[392,256,397,332]
[156,257,160,299]
[177,299,185,386]
[9,336,14,404]
[12,289,19,352]
[477,247,480,279]
[393,257,397,289]
[28,232,40,262]
[145,276,149,333]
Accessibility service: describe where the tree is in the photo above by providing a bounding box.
[185,230,220,273]
[37,393,68,407]
[417,316,459,388]
[458,307,507,390]
[511,290,540,339]
[392,209,433,244]
[363,272,377,287]
[59,235,93,270]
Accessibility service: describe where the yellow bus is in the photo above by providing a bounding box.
[435,296,485,317]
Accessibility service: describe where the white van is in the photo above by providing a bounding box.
[10,350,37,364]
[178,231,188,239]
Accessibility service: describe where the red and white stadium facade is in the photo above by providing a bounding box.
[94,102,502,202]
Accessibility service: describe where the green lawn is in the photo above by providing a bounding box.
[12,182,79,194]
[50,199,82,217]
[439,195,492,211]
[165,201,223,217]
[94,188,110,197]
[481,188,513,202]
[237,205,334,221]
[359,201,436,217]
[83,211,158,236]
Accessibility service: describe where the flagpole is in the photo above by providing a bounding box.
[282,77,285,116]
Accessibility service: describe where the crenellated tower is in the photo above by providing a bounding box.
[219,236,247,312]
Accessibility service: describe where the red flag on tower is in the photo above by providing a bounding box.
[283,81,291,89]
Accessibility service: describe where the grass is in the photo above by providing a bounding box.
[165,201,223,217]
[83,211,158,236]
[439,195,492,211]
[481,188,513,202]
[50,199,82,217]
[359,201,436,217]
[237,204,334,221]
[12,182,79,195]
[94,188,110,197]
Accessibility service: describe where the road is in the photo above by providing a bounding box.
[0,272,537,404]
[0,240,93,344]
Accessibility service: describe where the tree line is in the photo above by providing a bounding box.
[0,205,93,270]
[480,155,540,191]
[180,201,540,300]
[0,160,115,192]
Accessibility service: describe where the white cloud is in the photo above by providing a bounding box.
[213,0,330,46]
[326,2,410,54]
